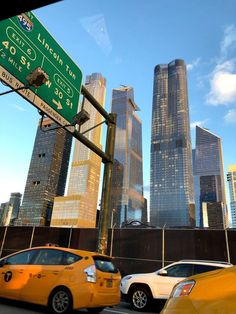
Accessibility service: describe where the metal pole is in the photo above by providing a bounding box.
[162,224,166,268]
[110,209,115,257]
[68,227,73,248]
[29,226,35,248]
[225,228,231,263]
[97,113,116,254]
[73,128,110,163]
[81,85,114,124]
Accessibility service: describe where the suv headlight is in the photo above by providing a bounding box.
[171,280,195,298]
[122,275,132,281]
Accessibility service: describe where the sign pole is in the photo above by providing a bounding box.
[97,113,116,254]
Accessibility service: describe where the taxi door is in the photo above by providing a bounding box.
[20,249,65,304]
[0,264,22,299]
[0,249,36,300]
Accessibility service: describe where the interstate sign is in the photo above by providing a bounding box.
[0,12,83,126]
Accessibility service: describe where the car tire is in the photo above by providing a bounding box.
[48,286,73,314]
[87,307,105,313]
[130,286,151,311]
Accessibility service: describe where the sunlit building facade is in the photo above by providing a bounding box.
[227,165,236,228]
[0,202,9,226]
[150,59,195,227]
[15,118,72,226]
[51,73,106,228]
[193,126,227,228]
[0,192,22,226]
[110,86,145,227]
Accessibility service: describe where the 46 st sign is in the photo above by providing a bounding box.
[0,12,83,126]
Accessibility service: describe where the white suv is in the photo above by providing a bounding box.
[120,259,232,311]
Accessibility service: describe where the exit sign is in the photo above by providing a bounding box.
[0,12,83,126]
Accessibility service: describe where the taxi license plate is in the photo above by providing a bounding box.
[106,279,113,288]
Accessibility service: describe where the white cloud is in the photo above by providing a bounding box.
[14,104,26,111]
[190,120,208,129]
[206,59,236,105]
[224,109,236,123]
[221,25,236,56]
[187,57,201,71]
[113,57,123,65]
[80,14,112,56]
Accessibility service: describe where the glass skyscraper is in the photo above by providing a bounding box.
[110,86,145,227]
[0,192,22,225]
[150,59,195,227]
[8,192,22,224]
[227,165,236,228]
[193,126,227,228]
[15,117,72,226]
[51,73,106,228]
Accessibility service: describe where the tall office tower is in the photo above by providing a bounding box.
[51,73,106,228]
[9,192,22,224]
[0,202,9,225]
[227,165,236,228]
[193,126,227,228]
[150,59,195,228]
[0,192,22,226]
[15,117,72,226]
[110,86,145,228]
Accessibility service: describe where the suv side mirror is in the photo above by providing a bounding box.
[158,269,168,276]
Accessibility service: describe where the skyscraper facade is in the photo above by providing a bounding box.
[51,73,106,228]
[0,202,9,226]
[0,192,22,226]
[15,117,72,226]
[193,126,227,228]
[110,86,145,227]
[227,165,236,228]
[150,59,195,227]
[9,192,22,224]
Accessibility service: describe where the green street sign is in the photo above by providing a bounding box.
[0,12,82,126]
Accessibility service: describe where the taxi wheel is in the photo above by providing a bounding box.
[48,286,73,314]
[87,307,105,313]
[130,286,151,311]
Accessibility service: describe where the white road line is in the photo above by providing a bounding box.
[104,309,129,314]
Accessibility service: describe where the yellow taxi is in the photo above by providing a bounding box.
[0,245,121,314]
[161,264,236,314]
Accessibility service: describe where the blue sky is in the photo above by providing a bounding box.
[1,0,236,209]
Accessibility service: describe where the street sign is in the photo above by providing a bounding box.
[0,11,83,126]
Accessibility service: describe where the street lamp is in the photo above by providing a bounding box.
[73,108,90,126]
[0,67,49,96]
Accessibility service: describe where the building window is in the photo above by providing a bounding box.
[33,181,40,186]
[38,153,46,158]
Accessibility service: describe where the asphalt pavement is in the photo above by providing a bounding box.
[0,299,165,314]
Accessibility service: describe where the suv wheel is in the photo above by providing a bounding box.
[48,287,73,314]
[130,286,151,311]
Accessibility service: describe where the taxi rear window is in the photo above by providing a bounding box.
[93,256,118,273]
